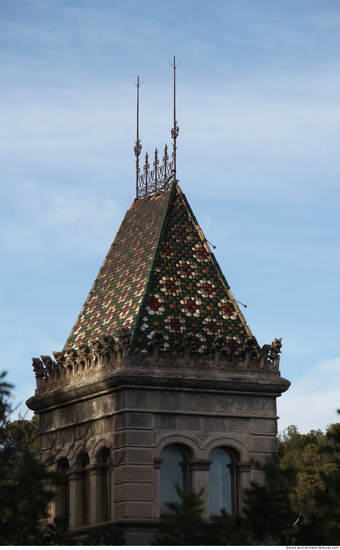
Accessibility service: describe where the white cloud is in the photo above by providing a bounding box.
[278,357,340,434]
[0,178,124,259]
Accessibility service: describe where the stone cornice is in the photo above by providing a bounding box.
[26,364,290,412]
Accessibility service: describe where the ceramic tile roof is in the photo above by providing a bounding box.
[64,187,172,350]
[64,184,253,354]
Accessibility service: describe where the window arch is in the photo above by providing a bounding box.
[97,447,111,522]
[56,457,69,518]
[208,448,236,517]
[160,445,190,515]
[75,451,90,526]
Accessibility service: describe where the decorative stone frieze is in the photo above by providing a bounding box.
[251,435,278,452]
[126,389,276,417]
[31,332,283,395]
[251,418,277,435]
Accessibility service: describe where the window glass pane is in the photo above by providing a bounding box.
[209,448,232,516]
[160,446,186,515]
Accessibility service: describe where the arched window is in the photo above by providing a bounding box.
[160,445,189,515]
[208,448,236,517]
[56,457,69,518]
[97,447,111,522]
[75,451,90,526]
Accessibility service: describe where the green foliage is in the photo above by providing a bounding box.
[154,485,251,545]
[42,515,126,545]
[0,372,56,545]
[3,366,340,546]
[278,422,340,545]
[0,372,127,545]
[42,515,76,546]
[153,485,208,545]
[81,523,126,545]
[153,425,340,546]
[243,456,296,545]
[204,509,250,546]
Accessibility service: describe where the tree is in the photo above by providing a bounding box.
[278,422,340,545]
[0,372,56,544]
[0,371,126,545]
[153,485,209,545]
[243,456,297,545]
[3,414,39,458]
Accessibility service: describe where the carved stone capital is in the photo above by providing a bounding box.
[153,457,165,469]
[189,459,213,471]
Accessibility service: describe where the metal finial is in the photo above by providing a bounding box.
[153,148,159,191]
[133,76,144,199]
[134,68,178,200]
[169,56,180,183]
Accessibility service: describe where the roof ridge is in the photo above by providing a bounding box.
[131,182,176,347]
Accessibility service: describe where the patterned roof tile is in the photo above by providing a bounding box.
[64,184,253,354]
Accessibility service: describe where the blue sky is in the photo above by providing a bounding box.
[1,0,340,434]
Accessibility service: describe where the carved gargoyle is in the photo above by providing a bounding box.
[90,339,106,363]
[32,357,45,379]
[239,336,261,366]
[148,331,166,361]
[77,343,92,370]
[65,348,79,372]
[51,351,67,379]
[178,332,197,362]
[103,335,116,355]
[212,335,232,364]
[52,351,66,376]
[78,343,92,364]
[116,328,132,347]
[114,328,132,359]
[78,343,91,360]
[41,355,55,378]
[66,348,78,361]
[261,338,282,370]
[53,351,67,371]
[268,338,282,369]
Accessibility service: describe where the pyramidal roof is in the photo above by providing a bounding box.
[64,182,253,355]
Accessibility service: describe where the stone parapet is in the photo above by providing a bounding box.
[31,330,284,396]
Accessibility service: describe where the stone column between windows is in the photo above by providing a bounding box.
[68,470,83,529]
[153,457,164,519]
[189,459,213,520]
[47,480,56,524]
[109,462,114,521]
[88,465,103,525]
[236,461,251,516]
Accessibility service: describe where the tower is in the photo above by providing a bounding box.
[27,66,290,545]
